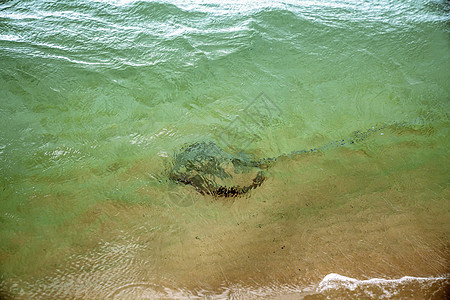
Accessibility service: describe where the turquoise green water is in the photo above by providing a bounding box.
[1,0,449,298]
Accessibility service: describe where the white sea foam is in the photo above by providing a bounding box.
[317,273,449,299]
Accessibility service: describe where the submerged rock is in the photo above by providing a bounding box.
[168,122,408,197]
[168,142,266,197]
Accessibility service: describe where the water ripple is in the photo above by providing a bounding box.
[2,0,447,68]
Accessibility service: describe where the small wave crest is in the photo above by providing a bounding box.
[315,273,449,299]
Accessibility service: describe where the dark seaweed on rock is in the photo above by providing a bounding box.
[168,142,266,197]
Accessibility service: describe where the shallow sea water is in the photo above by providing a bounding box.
[0,0,449,298]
